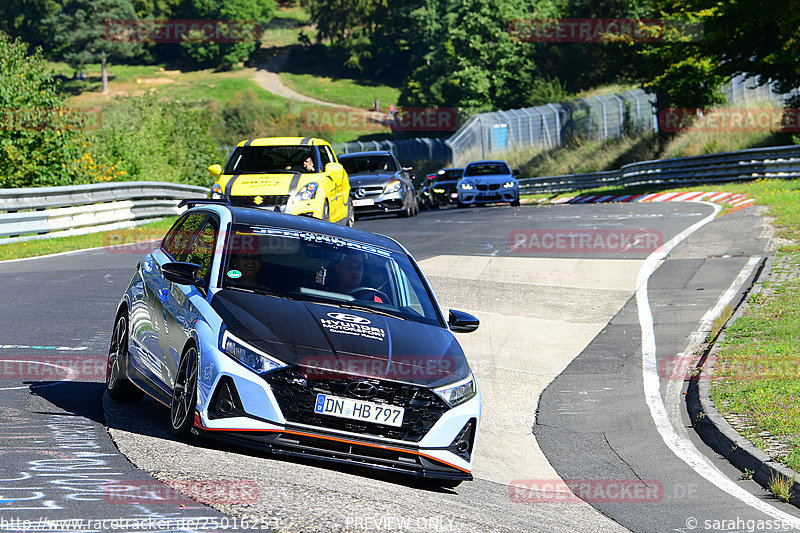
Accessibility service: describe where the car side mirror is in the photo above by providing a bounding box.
[162,262,202,286]
[448,309,479,333]
[325,162,344,175]
[208,164,222,178]
[513,169,520,177]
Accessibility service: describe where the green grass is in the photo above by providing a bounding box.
[261,3,317,47]
[0,218,176,261]
[279,72,400,110]
[709,251,800,471]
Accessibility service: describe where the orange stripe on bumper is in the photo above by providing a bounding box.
[197,420,470,474]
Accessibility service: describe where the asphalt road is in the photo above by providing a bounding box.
[0,201,792,532]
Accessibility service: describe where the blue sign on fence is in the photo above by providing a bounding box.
[491,124,508,151]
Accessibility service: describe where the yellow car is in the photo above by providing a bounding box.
[208,137,353,226]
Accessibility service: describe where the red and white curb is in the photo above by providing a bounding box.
[522,191,754,213]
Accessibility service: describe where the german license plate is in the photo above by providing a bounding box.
[352,199,374,207]
[313,394,404,427]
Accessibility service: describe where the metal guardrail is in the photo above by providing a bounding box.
[518,144,800,194]
[335,137,452,165]
[0,182,209,243]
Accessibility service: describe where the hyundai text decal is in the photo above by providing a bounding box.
[320,313,385,340]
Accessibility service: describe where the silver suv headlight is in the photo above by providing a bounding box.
[221,330,286,374]
[434,373,477,407]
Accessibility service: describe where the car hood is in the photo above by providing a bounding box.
[210,290,469,387]
[460,174,515,184]
[347,172,401,188]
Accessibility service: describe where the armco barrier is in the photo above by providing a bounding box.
[518,144,800,194]
[0,182,209,243]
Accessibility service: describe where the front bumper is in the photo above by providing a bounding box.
[431,185,459,205]
[458,187,519,205]
[350,190,407,215]
[195,345,479,480]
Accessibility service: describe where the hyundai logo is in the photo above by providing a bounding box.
[347,380,379,399]
[326,312,371,324]
[355,188,366,199]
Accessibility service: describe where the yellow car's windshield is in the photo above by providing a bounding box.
[226,146,319,174]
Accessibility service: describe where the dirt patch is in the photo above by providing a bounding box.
[136,77,175,85]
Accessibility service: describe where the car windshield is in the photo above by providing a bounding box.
[225,146,317,174]
[222,225,441,326]
[436,169,463,181]
[339,155,397,174]
[464,162,511,176]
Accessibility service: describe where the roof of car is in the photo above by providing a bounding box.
[338,151,394,158]
[202,204,405,253]
[235,137,332,148]
[465,160,508,166]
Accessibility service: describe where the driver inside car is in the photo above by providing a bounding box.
[329,251,385,303]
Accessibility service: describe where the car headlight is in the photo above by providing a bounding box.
[384,180,402,194]
[296,182,318,201]
[210,183,224,199]
[432,188,445,193]
[460,183,474,190]
[221,330,285,374]
[434,373,477,407]
[502,181,516,188]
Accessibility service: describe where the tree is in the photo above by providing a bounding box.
[400,0,541,110]
[0,0,64,50]
[44,0,143,93]
[0,31,98,187]
[177,0,275,69]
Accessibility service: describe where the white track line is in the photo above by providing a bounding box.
[637,202,800,524]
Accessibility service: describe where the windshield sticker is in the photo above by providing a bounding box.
[320,317,386,341]
[242,227,392,257]
[227,269,242,279]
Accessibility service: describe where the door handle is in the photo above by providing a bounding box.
[158,288,169,302]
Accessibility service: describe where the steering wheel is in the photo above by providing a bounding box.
[348,287,391,303]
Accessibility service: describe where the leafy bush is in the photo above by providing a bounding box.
[89,95,219,185]
[0,31,118,187]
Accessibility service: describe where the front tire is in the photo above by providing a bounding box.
[322,200,330,223]
[170,345,198,438]
[345,198,355,227]
[106,313,143,403]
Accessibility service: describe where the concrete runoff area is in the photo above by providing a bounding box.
[419,255,647,485]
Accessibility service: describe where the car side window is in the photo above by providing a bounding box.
[184,218,219,283]
[320,146,333,169]
[162,213,206,262]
